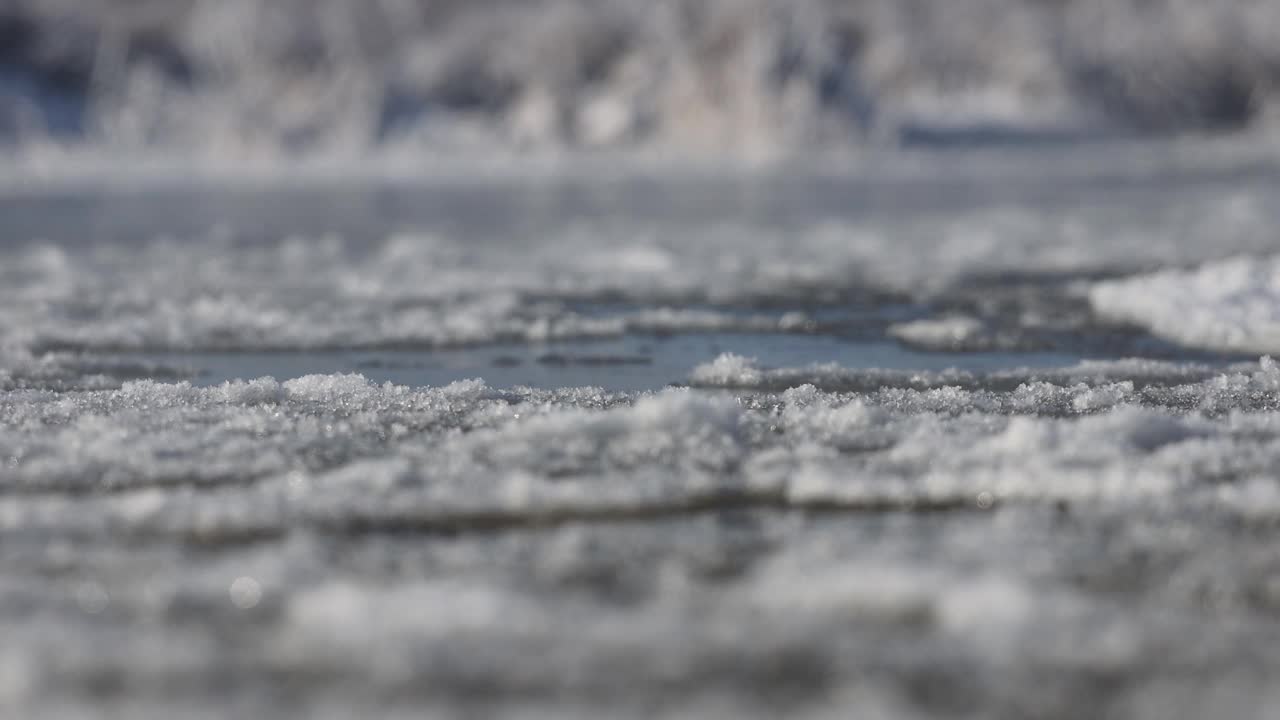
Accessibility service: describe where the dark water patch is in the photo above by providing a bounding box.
[111,332,1087,392]
[535,353,653,368]
[316,491,994,538]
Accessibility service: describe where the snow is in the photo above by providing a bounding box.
[3,356,1279,531]
[888,315,991,351]
[3,353,1280,716]
[689,353,1262,398]
[1091,255,1280,354]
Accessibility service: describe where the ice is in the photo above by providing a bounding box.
[2,67,1280,714]
[4,358,1280,532]
[4,352,1280,717]
[1091,255,1280,354]
[688,352,1264,397]
[3,162,1278,364]
[688,353,765,387]
[888,315,993,351]
[7,358,1280,718]
[0,232,841,356]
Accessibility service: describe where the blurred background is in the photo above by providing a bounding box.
[2,0,1279,165]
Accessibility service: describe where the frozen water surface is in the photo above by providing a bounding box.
[4,140,1280,719]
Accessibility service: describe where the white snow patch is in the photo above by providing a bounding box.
[1091,256,1280,354]
[888,315,988,350]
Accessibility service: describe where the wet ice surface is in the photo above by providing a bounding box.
[5,146,1280,718]
[106,335,1085,393]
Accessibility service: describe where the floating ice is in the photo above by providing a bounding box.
[888,315,992,351]
[1091,255,1280,354]
[0,233,830,355]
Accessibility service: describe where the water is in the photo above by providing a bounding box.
[108,335,1085,393]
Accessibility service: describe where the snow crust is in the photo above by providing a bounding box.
[2,357,1278,534]
[5,356,1280,717]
